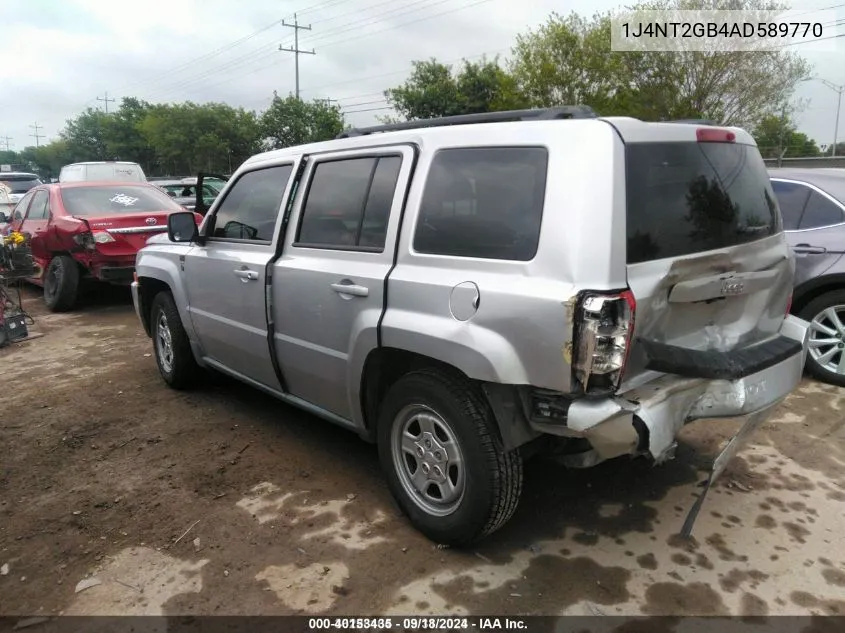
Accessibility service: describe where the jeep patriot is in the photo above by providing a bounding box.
[131,107,809,545]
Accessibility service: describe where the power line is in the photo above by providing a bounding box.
[29,122,44,148]
[1,136,12,152]
[145,0,459,101]
[279,13,316,100]
[318,0,494,52]
[143,0,477,103]
[97,91,116,114]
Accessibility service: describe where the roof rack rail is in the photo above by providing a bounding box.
[336,105,598,138]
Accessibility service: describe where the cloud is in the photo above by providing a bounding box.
[4,0,843,153]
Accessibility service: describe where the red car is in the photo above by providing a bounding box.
[10,181,199,311]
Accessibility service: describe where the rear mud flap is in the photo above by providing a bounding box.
[680,407,771,538]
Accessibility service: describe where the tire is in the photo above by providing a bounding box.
[799,289,845,388]
[150,291,199,389]
[43,255,80,312]
[377,368,523,546]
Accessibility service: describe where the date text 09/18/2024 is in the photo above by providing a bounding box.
[306,617,529,631]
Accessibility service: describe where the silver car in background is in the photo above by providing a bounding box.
[769,168,845,387]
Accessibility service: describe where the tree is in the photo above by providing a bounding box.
[139,102,260,175]
[509,0,811,128]
[752,114,821,158]
[385,58,528,120]
[60,108,111,161]
[259,94,345,150]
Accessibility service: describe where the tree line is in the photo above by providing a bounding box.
[4,0,828,180]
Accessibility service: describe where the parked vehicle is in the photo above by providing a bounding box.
[0,172,42,214]
[59,161,146,183]
[769,167,845,386]
[11,181,199,311]
[132,108,808,545]
[154,179,219,212]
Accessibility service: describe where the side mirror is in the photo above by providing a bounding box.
[167,211,199,243]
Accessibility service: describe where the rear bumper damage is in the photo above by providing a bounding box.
[536,315,809,462]
[529,315,809,533]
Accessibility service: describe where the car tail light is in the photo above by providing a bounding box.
[73,230,114,250]
[93,231,116,244]
[696,128,736,143]
[572,290,636,394]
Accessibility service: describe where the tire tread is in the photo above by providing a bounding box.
[380,367,523,545]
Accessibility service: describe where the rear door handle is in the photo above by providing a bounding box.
[793,244,827,255]
[330,282,369,297]
[233,268,259,281]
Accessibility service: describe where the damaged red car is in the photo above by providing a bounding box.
[10,181,199,311]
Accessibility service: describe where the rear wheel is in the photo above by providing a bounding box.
[377,369,523,546]
[150,291,199,389]
[800,289,845,387]
[43,255,79,312]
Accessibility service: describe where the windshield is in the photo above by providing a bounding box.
[60,186,184,216]
[626,142,779,264]
[0,176,42,194]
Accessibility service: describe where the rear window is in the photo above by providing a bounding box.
[0,176,42,193]
[413,147,548,261]
[626,142,779,264]
[60,186,184,215]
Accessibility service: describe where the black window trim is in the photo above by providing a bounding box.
[410,144,550,262]
[292,150,405,254]
[772,177,845,233]
[203,162,295,246]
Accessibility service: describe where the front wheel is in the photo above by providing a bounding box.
[800,289,845,387]
[377,369,523,546]
[150,291,199,389]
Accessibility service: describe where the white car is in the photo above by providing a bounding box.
[0,173,42,216]
[58,161,146,183]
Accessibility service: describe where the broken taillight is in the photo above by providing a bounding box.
[572,290,636,394]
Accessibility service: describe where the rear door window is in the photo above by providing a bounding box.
[626,142,779,264]
[798,191,845,229]
[295,155,402,250]
[27,190,50,220]
[770,180,810,230]
[414,147,548,261]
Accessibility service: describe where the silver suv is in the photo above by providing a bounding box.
[131,108,809,545]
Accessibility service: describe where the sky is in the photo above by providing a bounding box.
[2,0,844,154]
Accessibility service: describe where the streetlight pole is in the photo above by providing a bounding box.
[804,77,844,156]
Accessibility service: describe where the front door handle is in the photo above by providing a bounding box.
[234,268,259,282]
[330,282,369,297]
[793,244,827,255]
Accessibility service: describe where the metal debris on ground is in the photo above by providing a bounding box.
[0,563,8,576]
[74,577,102,593]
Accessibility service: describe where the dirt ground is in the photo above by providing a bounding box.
[1,285,845,619]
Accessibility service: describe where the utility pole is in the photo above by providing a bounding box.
[97,91,116,114]
[0,136,12,152]
[279,13,315,100]
[816,79,844,157]
[29,123,44,148]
